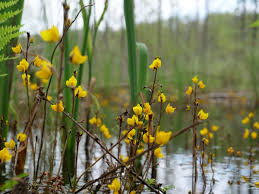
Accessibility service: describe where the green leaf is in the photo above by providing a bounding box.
[0,0,19,11]
[250,19,259,28]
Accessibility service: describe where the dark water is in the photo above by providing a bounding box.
[1,100,259,193]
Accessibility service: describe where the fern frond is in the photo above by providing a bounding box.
[0,31,24,52]
[0,25,21,38]
[0,0,19,11]
[0,9,22,24]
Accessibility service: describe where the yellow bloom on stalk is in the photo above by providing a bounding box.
[0,148,12,163]
[47,95,52,101]
[149,57,161,70]
[40,25,60,42]
[208,132,213,139]
[4,139,15,150]
[186,105,191,111]
[185,86,193,95]
[30,83,38,90]
[69,46,87,66]
[211,125,219,132]
[227,147,234,155]
[202,138,209,145]
[127,129,136,140]
[253,121,259,129]
[75,86,87,98]
[192,76,198,84]
[242,117,250,124]
[66,75,77,88]
[143,132,154,143]
[35,61,52,81]
[34,56,42,67]
[198,80,206,89]
[144,111,154,121]
[89,117,102,127]
[154,147,164,158]
[130,191,136,194]
[155,130,172,145]
[143,102,151,114]
[158,92,166,103]
[120,155,129,163]
[255,182,259,188]
[22,73,31,86]
[198,109,209,120]
[100,124,111,139]
[243,128,250,139]
[137,148,144,155]
[200,127,208,136]
[51,101,64,112]
[17,132,27,142]
[108,178,121,194]
[127,115,138,126]
[251,131,257,139]
[165,103,176,114]
[133,104,142,116]
[248,112,254,118]
[17,59,29,72]
[12,43,22,54]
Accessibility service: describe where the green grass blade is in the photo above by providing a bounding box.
[124,0,137,104]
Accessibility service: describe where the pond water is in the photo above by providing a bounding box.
[1,97,259,193]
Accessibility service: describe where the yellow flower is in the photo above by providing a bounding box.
[227,147,234,155]
[66,75,77,88]
[4,139,15,150]
[158,92,166,103]
[211,125,219,132]
[17,59,29,72]
[75,85,87,98]
[198,80,206,89]
[47,95,52,101]
[202,138,209,145]
[127,129,136,140]
[40,25,60,42]
[12,43,22,54]
[185,86,193,95]
[35,61,52,81]
[198,109,209,120]
[165,104,176,114]
[69,46,87,66]
[200,127,208,136]
[154,147,164,158]
[144,111,154,121]
[192,76,198,84]
[243,128,250,139]
[22,73,31,86]
[51,101,64,112]
[120,155,129,163]
[127,115,138,126]
[100,125,111,138]
[253,121,259,129]
[143,102,151,114]
[34,56,42,67]
[251,131,257,139]
[236,151,242,157]
[30,83,38,90]
[186,105,191,111]
[89,117,102,127]
[248,112,254,118]
[242,117,250,124]
[155,130,171,145]
[17,132,27,142]
[0,148,12,163]
[149,57,161,70]
[108,178,121,194]
[133,104,142,116]
[143,132,154,143]
[208,132,213,139]
[130,191,136,194]
[255,182,259,188]
[137,148,144,155]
